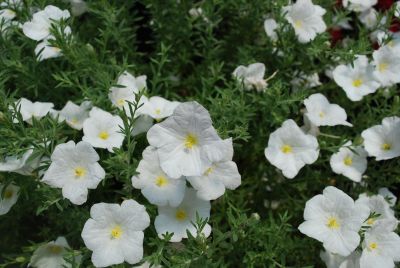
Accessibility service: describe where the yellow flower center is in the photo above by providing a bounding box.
[111,225,122,239]
[52,47,62,53]
[74,167,86,178]
[48,245,62,254]
[319,112,325,118]
[155,108,161,115]
[369,242,378,250]
[70,117,78,124]
[117,99,125,107]
[155,176,168,187]
[4,190,13,199]
[294,20,303,28]
[204,167,213,176]
[326,217,340,229]
[367,218,375,225]
[381,143,391,151]
[281,144,293,154]
[175,209,187,221]
[98,131,109,140]
[184,134,198,149]
[352,79,363,87]
[343,156,353,166]
[378,63,388,72]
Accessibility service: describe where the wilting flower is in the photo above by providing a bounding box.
[378,187,397,207]
[265,119,319,179]
[233,63,267,92]
[290,72,321,90]
[372,45,400,86]
[361,116,400,160]
[140,96,180,121]
[0,183,19,215]
[283,0,326,43]
[81,200,150,267]
[343,0,378,12]
[154,188,211,242]
[12,98,54,124]
[59,101,92,130]
[299,186,369,256]
[264,18,278,42]
[359,8,379,29]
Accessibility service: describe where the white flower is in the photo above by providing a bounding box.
[333,55,380,101]
[264,119,319,179]
[298,186,370,256]
[301,113,320,137]
[232,63,267,92]
[264,18,278,42]
[30,237,79,268]
[147,101,231,178]
[131,146,186,207]
[320,250,361,268]
[372,45,400,86]
[304,93,352,127]
[360,229,400,268]
[361,116,400,160]
[131,115,154,136]
[0,149,34,175]
[283,0,326,43]
[81,200,150,267]
[330,141,368,182]
[290,72,321,91]
[59,100,91,130]
[70,0,87,16]
[395,2,400,18]
[0,0,21,22]
[0,183,19,215]
[22,5,70,41]
[154,188,211,242]
[13,98,54,124]
[378,188,397,207]
[140,96,180,121]
[187,139,241,201]
[82,107,125,152]
[34,28,71,61]
[42,141,105,205]
[343,0,377,12]
[359,8,379,29]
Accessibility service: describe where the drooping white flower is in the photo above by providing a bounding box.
[187,138,241,201]
[34,28,71,61]
[360,229,400,268]
[30,237,79,268]
[147,101,231,178]
[378,188,397,207]
[140,96,180,121]
[333,55,380,101]
[0,183,19,215]
[0,149,34,175]
[359,8,379,29]
[343,0,377,12]
[329,141,368,182]
[82,107,125,152]
[81,200,150,267]
[298,186,370,256]
[233,63,267,92]
[154,188,211,242]
[290,72,321,91]
[282,0,326,43]
[0,0,21,33]
[13,98,54,124]
[304,93,352,127]
[395,2,400,18]
[361,116,400,160]
[264,119,319,179]
[264,18,278,42]
[59,100,91,130]
[131,146,186,207]
[372,45,400,86]
[42,141,105,205]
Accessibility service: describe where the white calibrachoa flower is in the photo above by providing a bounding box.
[59,101,91,130]
[82,107,125,152]
[187,139,241,201]
[378,188,397,207]
[361,116,400,160]
[232,63,267,92]
[320,250,361,268]
[282,0,326,43]
[147,101,232,178]
[154,188,211,242]
[304,93,352,127]
[0,183,19,215]
[140,96,180,121]
[372,45,400,86]
[81,200,150,267]
[359,8,379,29]
[42,141,105,205]
[30,237,76,268]
[34,31,71,61]
[0,149,33,175]
[264,119,319,179]
[329,141,368,182]
[131,146,186,207]
[291,72,321,90]
[395,2,400,18]
[13,98,54,124]
[299,186,370,256]
[264,18,278,42]
[0,0,21,33]
[360,229,400,268]
[343,0,377,12]
[333,55,380,101]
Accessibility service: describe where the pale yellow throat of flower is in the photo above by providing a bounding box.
[111,225,123,239]
[378,62,388,72]
[281,144,293,154]
[155,175,168,187]
[98,131,109,140]
[369,242,378,251]
[48,245,63,254]
[74,167,86,178]
[294,20,303,29]
[343,156,353,166]
[175,209,187,221]
[381,143,391,151]
[352,79,363,88]
[184,133,198,149]
[4,190,13,199]
[326,217,340,229]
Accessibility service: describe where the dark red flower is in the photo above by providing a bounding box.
[328,27,343,46]
[389,18,400,32]
[376,0,394,10]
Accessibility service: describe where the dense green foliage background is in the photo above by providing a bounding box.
[0,0,399,267]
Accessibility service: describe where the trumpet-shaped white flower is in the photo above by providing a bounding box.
[304,93,352,127]
[0,149,34,175]
[299,186,370,256]
[82,107,125,152]
[131,146,186,207]
[59,100,91,130]
[0,0,21,25]
[320,250,361,268]
[378,188,397,207]
[140,96,180,121]
[372,45,400,86]
[343,0,377,12]
[81,200,150,267]
[187,138,241,200]
[0,183,19,215]
[360,229,400,268]
[42,141,105,205]
[264,18,278,42]
[147,101,231,178]
[264,119,319,179]
[154,188,211,242]
[233,63,267,92]
[329,141,368,182]
[13,98,54,124]
[34,27,71,61]
[30,237,79,268]
[333,55,380,101]
[361,116,400,161]
[359,8,379,29]
[283,0,326,43]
